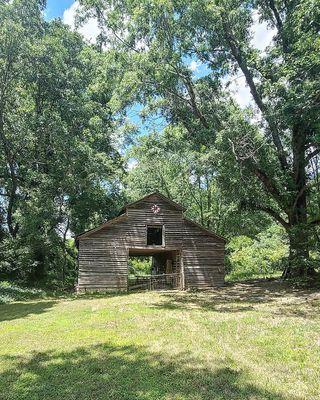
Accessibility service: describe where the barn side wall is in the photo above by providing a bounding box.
[182,220,225,288]
[77,220,128,292]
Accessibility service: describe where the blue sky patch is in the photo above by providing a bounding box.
[45,0,74,20]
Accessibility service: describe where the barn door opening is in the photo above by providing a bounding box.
[128,249,181,291]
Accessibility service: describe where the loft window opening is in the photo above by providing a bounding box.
[147,225,163,246]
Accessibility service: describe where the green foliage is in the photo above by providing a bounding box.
[0,281,46,304]
[126,127,270,239]
[80,0,320,277]
[0,0,319,286]
[0,0,125,284]
[128,257,152,277]
[226,225,288,281]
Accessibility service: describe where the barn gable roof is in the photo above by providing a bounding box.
[183,217,226,243]
[76,191,226,243]
[75,213,127,241]
[118,191,186,214]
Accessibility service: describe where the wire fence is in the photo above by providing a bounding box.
[128,273,181,291]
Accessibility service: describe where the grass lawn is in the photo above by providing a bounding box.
[0,280,320,400]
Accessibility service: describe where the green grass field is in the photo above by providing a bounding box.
[1,280,320,400]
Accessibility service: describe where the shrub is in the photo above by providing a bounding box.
[226,224,288,281]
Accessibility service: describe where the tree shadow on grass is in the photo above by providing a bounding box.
[0,301,56,323]
[150,280,320,318]
[0,343,299,400]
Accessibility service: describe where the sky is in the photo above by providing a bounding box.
[45,1,275,128]
[45,0,74,20]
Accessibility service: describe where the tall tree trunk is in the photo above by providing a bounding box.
[283,125,313,278]
[197,176,204,225]
[284,223,309,278]
[61,217,70,287]
[0,106,19,237]
[205,174,211,228]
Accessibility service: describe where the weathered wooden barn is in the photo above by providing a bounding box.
[76,192,226,292]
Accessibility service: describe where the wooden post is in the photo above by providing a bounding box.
[180,250,185,290]
[126,248,129,293]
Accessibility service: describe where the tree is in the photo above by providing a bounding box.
[126,126,270,238]
[0,0,124,283]
[79,0,320,277]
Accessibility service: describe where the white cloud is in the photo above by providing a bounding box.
[251,11,275,53]
[189,60,201,72]
[127,158,138,170]
[224,12,275,108]
[223,74,252,108]
[63,1,100,43]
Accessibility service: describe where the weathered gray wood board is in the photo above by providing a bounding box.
[182,219,225,288]
[76,192,225,291]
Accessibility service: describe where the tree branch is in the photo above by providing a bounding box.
[309,218,320,226]
[268,0,289,53]
[221,15,288,171]
[183,76,209,129]
[242,200,289,229]
[228,138,285,209]
[253,168,286,209]
[306,148,320,163]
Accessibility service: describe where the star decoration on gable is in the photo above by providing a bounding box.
[151,204,161,214]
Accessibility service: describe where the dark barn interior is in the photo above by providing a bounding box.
[128,248,181,290]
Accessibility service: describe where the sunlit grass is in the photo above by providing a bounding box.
[0,280,320,399]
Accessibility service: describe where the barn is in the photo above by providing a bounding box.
[76,192,226,292]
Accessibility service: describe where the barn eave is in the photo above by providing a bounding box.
[75,213,127,243]
[183,217,227,243]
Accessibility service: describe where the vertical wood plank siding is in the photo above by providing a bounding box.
[182,220,225,288]
[77,193,225,291]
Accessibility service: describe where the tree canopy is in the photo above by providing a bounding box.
[79,0,320,277]
[0,0,319,285]
[0,0,124,283]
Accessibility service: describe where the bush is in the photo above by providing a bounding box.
[226,224,288,281]
[0,281,46,304]
[0,235,77,289]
